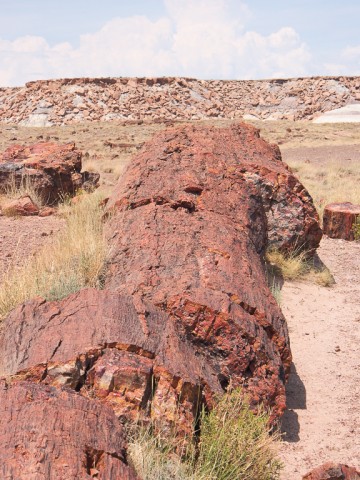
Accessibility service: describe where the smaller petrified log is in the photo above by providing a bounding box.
[323,202,360,241]
[0,142,99,204]
[1,195,39,216]
[303,462,360,480]
[0,381,138,479]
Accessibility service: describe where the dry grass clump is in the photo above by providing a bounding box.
[266,249,309,281]
[266,248,334,287]
[0,191,107,321]
[127,389,282,480]
[287,160,360,220]
[0,174,44,212]
[127,428,193,480]
[353,215,360,241]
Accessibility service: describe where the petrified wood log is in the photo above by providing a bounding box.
[303,462,360,480]
[0,290,219,438]
[323,202,360,241]
[106,123,322,253]
[0,381,137,479]
[0,142,99,204]
[0,123,323,473]
[104,123,305,418]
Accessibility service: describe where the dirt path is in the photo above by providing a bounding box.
[279,236,360,479]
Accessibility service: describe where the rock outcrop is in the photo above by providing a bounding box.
[323,202,360,241]
[303,463,360,480]
[0,75,359,126]
[0,381,137,479]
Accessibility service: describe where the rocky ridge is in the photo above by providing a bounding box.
[0,76,360,126]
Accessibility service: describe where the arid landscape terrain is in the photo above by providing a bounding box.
[0,77,359,480]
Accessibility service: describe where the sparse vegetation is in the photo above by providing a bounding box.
[127,389,282,480]
[194,390,282,480]
[285,160,360,220]
[127,427,193,480]
[266,248,334,287]
[353,215,360,241]
[0,191,107,321]
[270,278,282,305]
[266,248,309,281]
[0,174,44,212]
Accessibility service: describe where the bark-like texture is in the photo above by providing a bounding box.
[105,123,309,419]
[0,123,325,475]
[323,202,360,241]
[0,142,99,203]
[0,289,219,436]
[303,463,360,480]
[0,381,137,479]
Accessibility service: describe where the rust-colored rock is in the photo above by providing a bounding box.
[104,123,302,419]
[38,205,55,217]
[323,202,360,241]
[0,142,99,204]
[0,381,137,479]
[106,123,322,253]
[0,123,323,469]
[303,462,360,480]
[1,195,39,216]
[0,289,221,438]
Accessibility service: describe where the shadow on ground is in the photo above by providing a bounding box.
[281,363,306,442]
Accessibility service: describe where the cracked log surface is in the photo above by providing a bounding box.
[106,123,322,252]
[104,123,320,417]
[0,381,137,479]
[0,123,322,476]
[0,289,218,437]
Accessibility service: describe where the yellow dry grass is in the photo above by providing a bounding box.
[127,389,282,480]
[0,191,107,321]
[0,174,44,212]
[266,249,334,287]
[287,159,360,219]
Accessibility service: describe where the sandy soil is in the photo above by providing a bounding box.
[279,236,360,479]
[0,215,64,283]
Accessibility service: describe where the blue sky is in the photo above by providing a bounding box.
[0,0,359,86]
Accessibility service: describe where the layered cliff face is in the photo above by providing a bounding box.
[0,75,359,126]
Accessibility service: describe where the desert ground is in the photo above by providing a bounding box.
[0,119,359,479]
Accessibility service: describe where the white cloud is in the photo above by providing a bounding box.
[322,45,360,76]
[0,0,312,86]
[343,45,360,59]
[340,45,360,74]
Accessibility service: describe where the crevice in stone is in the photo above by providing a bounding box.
[84,447,104,476]
[49,339,62,360]
[239,301,257,316]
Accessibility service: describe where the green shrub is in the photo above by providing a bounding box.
[194,390,282,480]
[127,389,282,480]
